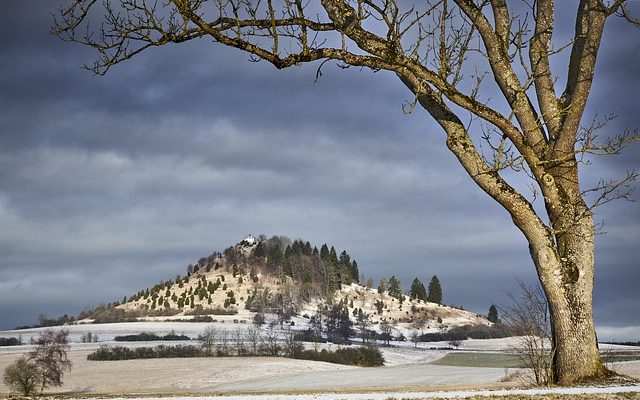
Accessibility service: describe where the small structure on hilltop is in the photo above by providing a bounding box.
[240,234,257,246]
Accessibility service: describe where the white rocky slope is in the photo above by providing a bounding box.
[113,239,488,336]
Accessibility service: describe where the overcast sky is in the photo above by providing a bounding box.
[0,1,638,340]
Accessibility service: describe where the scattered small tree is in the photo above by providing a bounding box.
[3,357,41,396]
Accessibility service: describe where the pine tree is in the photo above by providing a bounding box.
[488,304,499,323]
[329,246,338,264]
[339,250,350,267]
[350,260,359,283]
[320,244,330,261]
[427,275,442,304]
[388,276,403,301]
[378,278,387,294]
[410,278,427,301]
[253,242,266,258]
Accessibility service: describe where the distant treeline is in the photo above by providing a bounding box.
[86,344,383,367]
[114,332,191,342]
[14,314,76,330]
[0,337,23,346]
[603,341,640,347]
[419,324,513,342]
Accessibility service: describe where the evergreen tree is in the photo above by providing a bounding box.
[304,241,312,256]
[488,304,499,323]
[339,250,350,267]
[350,260,359,283]
[378,278,387,294]
[388,276,403,301]
[320,244,330,261]
[253,242,266,258]
[427,275,442,304]
[329,246,338,264]
[410,278,427,301]
[325,304,354,342]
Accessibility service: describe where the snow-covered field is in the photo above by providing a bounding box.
[64,385,640,400]
[1,322,639,396]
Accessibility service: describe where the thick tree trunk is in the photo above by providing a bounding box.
[531,209,605,384]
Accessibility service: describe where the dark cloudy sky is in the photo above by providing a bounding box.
[0,1,638,340]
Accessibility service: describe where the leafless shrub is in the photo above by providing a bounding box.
[232,329,247,356]
[198,325,218,355]
[261,331,281,356]
[246,325,261,356]
[501,280,553,386]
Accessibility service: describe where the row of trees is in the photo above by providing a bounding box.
[252,237,360,297]
[409,276,443,304]
[378,275,443,304]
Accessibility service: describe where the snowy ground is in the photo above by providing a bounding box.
[56,385,640,400]
[1,322,639,396]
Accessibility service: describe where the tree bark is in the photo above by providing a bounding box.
[532,162,605,383]
[531,223,604,384]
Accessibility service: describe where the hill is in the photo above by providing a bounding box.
[74,235,489,336]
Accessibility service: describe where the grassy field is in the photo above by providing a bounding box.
[432,351,640,369]
[429,352,525,368]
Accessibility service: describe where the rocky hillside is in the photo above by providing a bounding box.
[107,235,489,333]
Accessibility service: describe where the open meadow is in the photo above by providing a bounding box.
[1,323,640,398]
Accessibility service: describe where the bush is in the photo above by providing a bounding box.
[293,329,327,343]
[3,357,41,395]
[92,308,140,324]
[292,346,384,367]
[185,305,237,316]
[0,337,22,346]
[114,332,191,342]
[87,345,205,361]
[87,341,384,367]
[420,324,513,342]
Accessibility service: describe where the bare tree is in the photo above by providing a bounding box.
[198,325,219,355]
[216,329,230,356]
[283,330,304,357]
[246,325,262,356]
[232,329,247,356]
[262,330,281,356]
[53,0,640,384]
[28,329,72,392]
[410,318,427,348]
[501,280,554,386]
[355,310,372,344]
[379,320,395,346]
